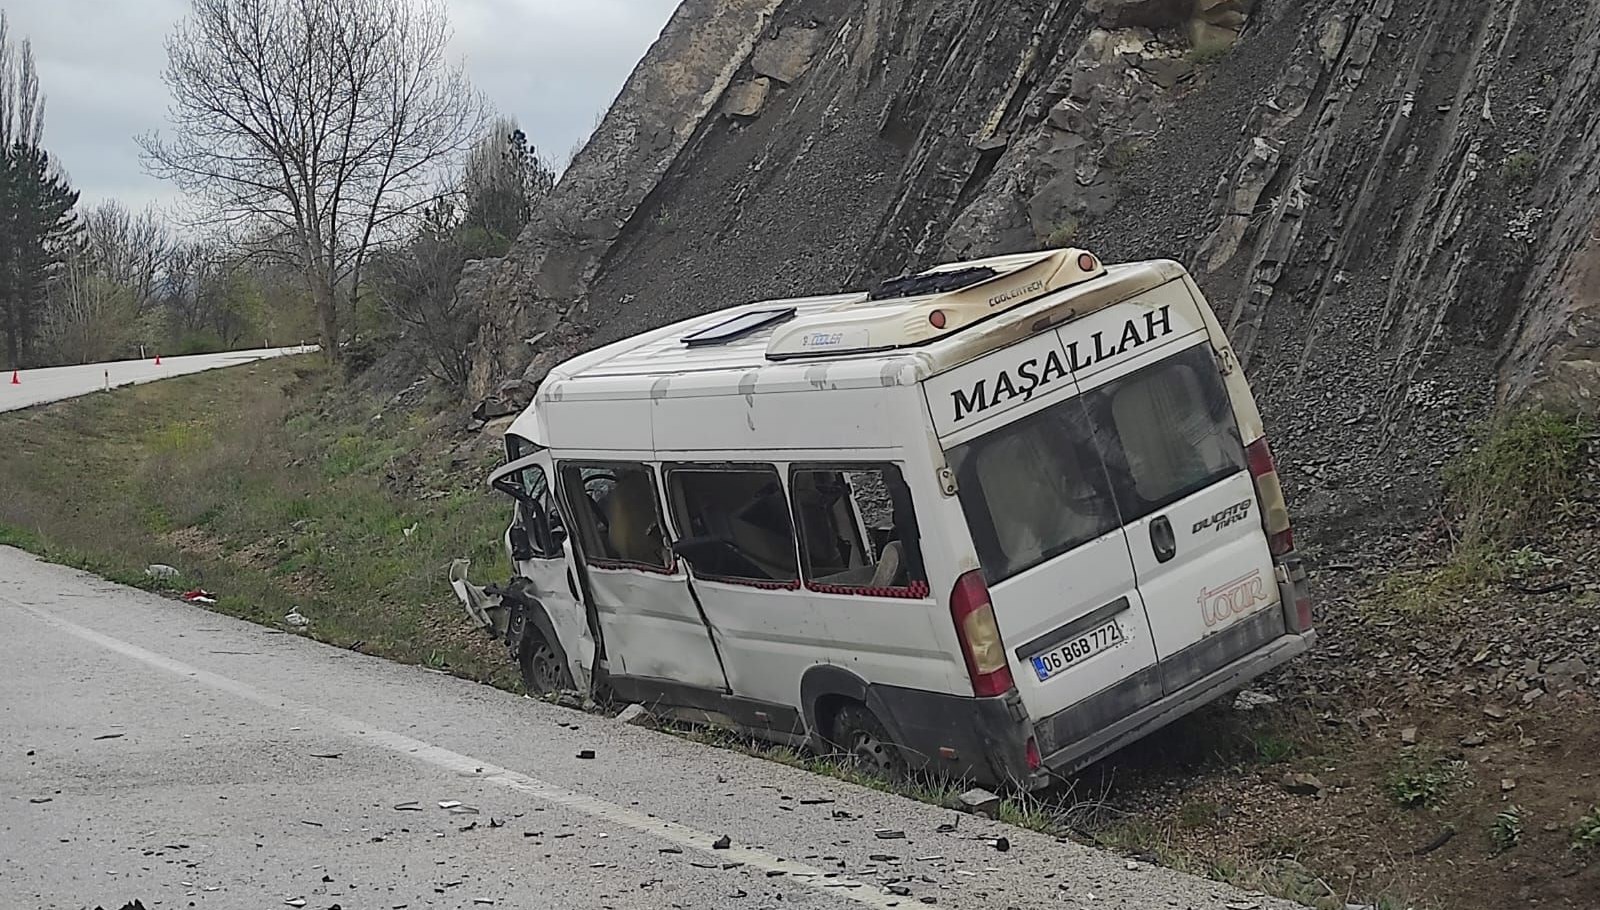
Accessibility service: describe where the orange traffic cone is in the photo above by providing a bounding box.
[9,370,18,385]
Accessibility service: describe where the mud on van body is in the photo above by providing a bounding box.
[458,249,1314,788]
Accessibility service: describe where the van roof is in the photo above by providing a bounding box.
[513,256,1185,443]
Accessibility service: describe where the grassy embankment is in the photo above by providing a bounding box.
[0,356,516,686]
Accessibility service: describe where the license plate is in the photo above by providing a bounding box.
[1030,618,1126,681]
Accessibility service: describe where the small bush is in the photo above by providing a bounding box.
[1575,807,1600,851]
[1444,410,1588,548]
[1045,217,1081,249]
[1502,150,1537,186]
[1386,756,1464,810]
[1491,805,1525,853]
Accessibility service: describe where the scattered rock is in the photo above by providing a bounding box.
[1280,772,1325,796]
[875,829,907,840]
[991,836,1011,852]
[1460,731,1487,747]
[1233,689,1279,711]
[712,834,731,850]
[615,704,651,726]
[957,787,1001,819]
[575,749,596,760]
[1501,778,1517,791]
[1483,705,1509,720]
[1400,726,1418,745]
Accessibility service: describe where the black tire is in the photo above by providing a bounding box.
[518,630,573,696]
[829,704,909,781]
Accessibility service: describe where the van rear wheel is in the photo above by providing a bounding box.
[830,705,908,781]
[518,631,572,696]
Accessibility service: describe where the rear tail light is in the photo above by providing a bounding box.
[1245,437,1294,557]
[1025,736,1042,771]
[949,570,1014,698]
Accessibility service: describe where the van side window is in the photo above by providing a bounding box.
[791,466,929,597]
[665,466,799,587]
[557,462,672,570]
[1080,342,1245,520]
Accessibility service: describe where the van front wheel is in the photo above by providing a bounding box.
[830,705,908,781]
[518,631,573,696]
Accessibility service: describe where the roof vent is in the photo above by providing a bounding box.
[766,249,1106,360]
[870,266,999,301]
[682,307,796,348]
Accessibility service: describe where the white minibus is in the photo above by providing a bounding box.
[460,248,1314,787]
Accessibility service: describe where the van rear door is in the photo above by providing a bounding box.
[932,333,1163,744]
[1065,304,1284,693]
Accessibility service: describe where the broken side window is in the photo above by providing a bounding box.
[558,462,672,570]
[665,465,799,587]
[790,465,928,597]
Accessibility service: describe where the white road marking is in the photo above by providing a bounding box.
[4,595,900,909]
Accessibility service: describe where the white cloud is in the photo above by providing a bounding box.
[4,0,680,212]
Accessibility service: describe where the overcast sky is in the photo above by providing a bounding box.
[3,0,681,213]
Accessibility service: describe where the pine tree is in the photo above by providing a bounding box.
[0,143,78,366]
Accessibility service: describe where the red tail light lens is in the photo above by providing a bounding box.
[1025,736,1042,771]
[1245,437,1294,557]
[949,570,1014,698]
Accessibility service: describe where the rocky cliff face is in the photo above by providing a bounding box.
[464,0,1600,548]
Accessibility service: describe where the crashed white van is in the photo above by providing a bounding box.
[458,248,1314,788]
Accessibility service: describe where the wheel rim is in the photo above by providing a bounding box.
[529,642,565,694]
[846,725,898,776]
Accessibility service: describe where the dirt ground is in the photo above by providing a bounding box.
[1067,445,1600,910]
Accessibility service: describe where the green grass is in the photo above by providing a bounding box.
[1386,755,1465,811]
[1574,806,1600,851]
[1490,805,1525,854]
[1044,217,1081,249]
[1374,410,1590,614]
[1502,150,1537,186]
[0,357,517,688]
[1445,409,1589,549]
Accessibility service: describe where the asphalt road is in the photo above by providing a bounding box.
[0,546,1296,910]
[1,347,314,413]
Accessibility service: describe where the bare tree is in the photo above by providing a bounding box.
[139,0,487,363]
[0,11,43,150]
[80,200,171,316]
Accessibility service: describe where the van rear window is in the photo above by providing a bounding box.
[948,342,1243,582]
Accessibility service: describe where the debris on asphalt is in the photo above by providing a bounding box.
[957,788,1000,819]
[576,749,596,760]
[659,846,683,854]
[887,885,912,896]
[798,797,834,805]
[1233,689,1279,711]
[309,752,341,759]
[285,610,310,629]
[284,899,306,908]
[615,703,650,726]
[712,834,732,850]
[438,801,462,809]
[488,817,504,828]
[145,565,180,580]
[393,802,421,811]
[28,797,51,804]
[448,805,480,815]
[93,733,125,741]
[180,590,217,605]
[869,853,898,862]
[991,836,1011,852]
[874,829,906,840]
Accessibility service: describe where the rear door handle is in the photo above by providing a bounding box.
[1150,516,1176,563]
